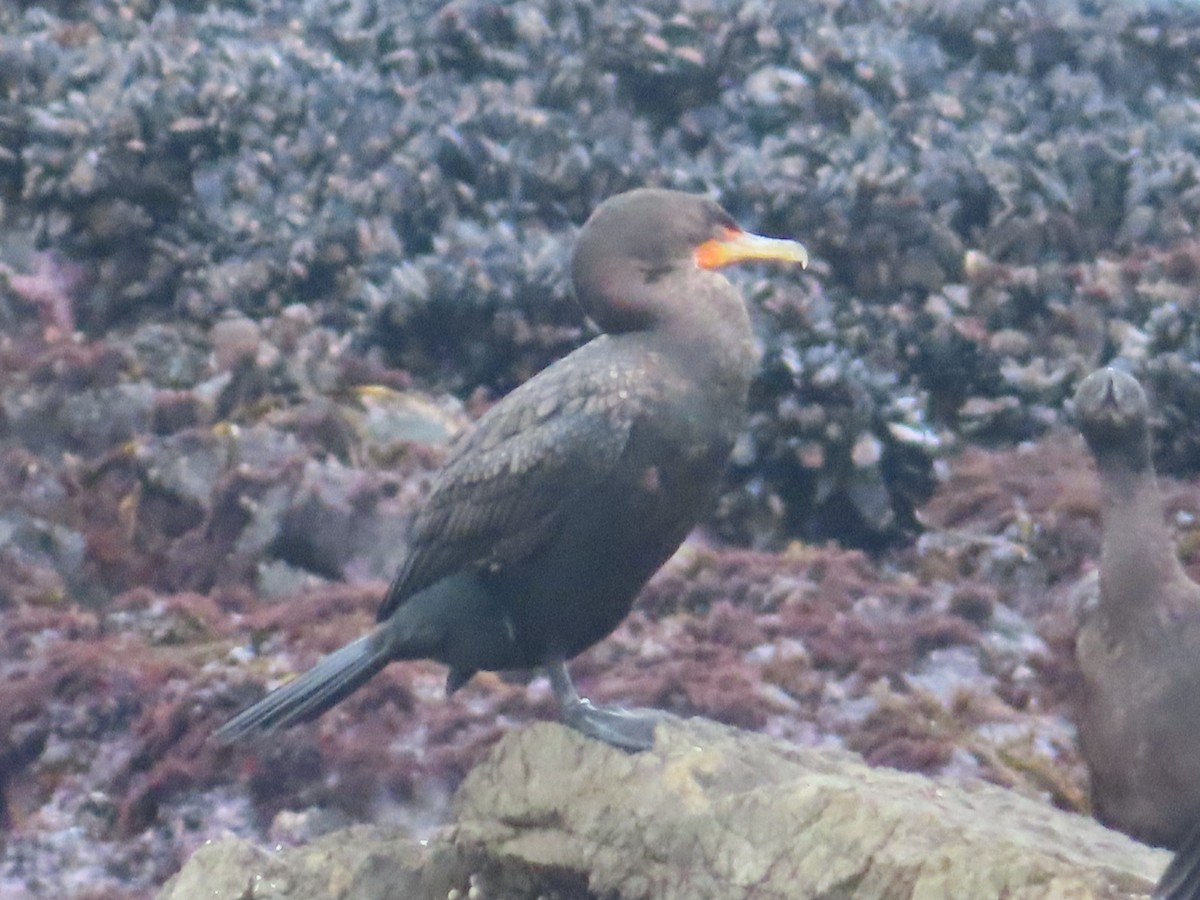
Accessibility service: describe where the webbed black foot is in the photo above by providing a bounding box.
[547,658,662,752]
[560,697,663,751]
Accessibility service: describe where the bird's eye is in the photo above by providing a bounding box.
[713,210,738,232]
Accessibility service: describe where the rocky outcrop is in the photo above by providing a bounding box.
[162,718,1167,900]
[158,827,451,900]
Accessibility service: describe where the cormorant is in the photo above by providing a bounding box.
[1071,368,1200,899]
[215,188,808,751]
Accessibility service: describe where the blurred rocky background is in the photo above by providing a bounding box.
[1,0,1199,896]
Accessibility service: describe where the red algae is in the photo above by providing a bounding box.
[5,414,1171,894]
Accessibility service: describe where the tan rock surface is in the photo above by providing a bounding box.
[158,826,460,900]
[164,718,1168,899]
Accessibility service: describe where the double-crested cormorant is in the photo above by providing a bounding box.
[1071,368,1200,898]
[215,189,808,751]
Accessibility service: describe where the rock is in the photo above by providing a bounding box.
[157,826,461,900]
[164,719,1167,899]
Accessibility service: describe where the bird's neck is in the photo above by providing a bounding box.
[583,268,759,404]
[655,292,757,398]
[1097,463,1187,627]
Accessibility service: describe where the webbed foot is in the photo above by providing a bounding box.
[546,658,662,752]
[559,697,664,751]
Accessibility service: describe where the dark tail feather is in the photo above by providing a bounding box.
[1156,820,1200,900]
[213,629,392,743]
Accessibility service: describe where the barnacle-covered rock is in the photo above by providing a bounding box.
[6,0,1200,548]
[722,337,937,550]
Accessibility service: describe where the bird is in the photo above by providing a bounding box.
[214,188,808,752]
[1157,822,1200,900]
[1071,367,1200,898]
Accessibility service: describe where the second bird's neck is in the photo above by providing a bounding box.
[1098,463,1186,627]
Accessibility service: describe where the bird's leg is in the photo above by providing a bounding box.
[546,659,662,752]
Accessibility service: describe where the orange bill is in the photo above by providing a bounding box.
[694,226,809,271]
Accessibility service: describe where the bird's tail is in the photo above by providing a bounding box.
[213,627,394,743]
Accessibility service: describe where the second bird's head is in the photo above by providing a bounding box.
[1074,367,1153,472]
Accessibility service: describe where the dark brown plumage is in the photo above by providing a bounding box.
[215,188,807,750]
[1073,368,1200,855]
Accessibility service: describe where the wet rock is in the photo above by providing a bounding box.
[164,720,1168,900]
[2,380,156,457]
[0,514,84,607]
[128,323,210,390]
[725,334,936,550]
[158,827,466,900]
[346,386,466,465]
[454,720,1163,898]
[208,311,262,372]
